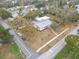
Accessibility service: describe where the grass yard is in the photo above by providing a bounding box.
[10,43,23,59]
[0,43,23,59]
[55,45,79,59]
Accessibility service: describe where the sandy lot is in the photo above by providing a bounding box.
[9,17,56,51]
[9,16,74,52]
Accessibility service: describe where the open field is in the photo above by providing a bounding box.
[0,43,23,59]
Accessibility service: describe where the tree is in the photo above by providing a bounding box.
[24,10,37,19]
[0,4,7,8]
[65,35,79,48]
[54,7,79,24]
[0,8,10,19]
[0,24,12,44]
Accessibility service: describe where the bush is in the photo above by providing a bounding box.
[0,8,10,19]
[65,35,79,48]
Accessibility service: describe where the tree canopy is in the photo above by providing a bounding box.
[0,24,11,43]
[65,35,79,48]
[0,8,10,19]
[24,10,37,19]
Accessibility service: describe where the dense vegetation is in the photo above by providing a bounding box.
[0,24,11,44]
[65,35,79,48]
[24,0,79,25]
[0,8,10,19]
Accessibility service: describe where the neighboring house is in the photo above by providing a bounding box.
[7,5,35,18]
[32,16,52,31]
[75,5,79,13]
[7,7,19,18]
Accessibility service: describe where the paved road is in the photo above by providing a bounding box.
[0,19,40,59]
[37,25,79,59]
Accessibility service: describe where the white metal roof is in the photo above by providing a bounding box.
[12,12,18,18]
[35,16,50,21]
[33,19,52,31]
[75,5,79,7]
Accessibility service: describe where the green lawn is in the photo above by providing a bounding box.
[55,45,79,59]
[9,43,23,59]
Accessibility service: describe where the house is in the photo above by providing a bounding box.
[7,5,34,17]
[75,5,79,13]
[32,16,52,31]
[7,7,19,18]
